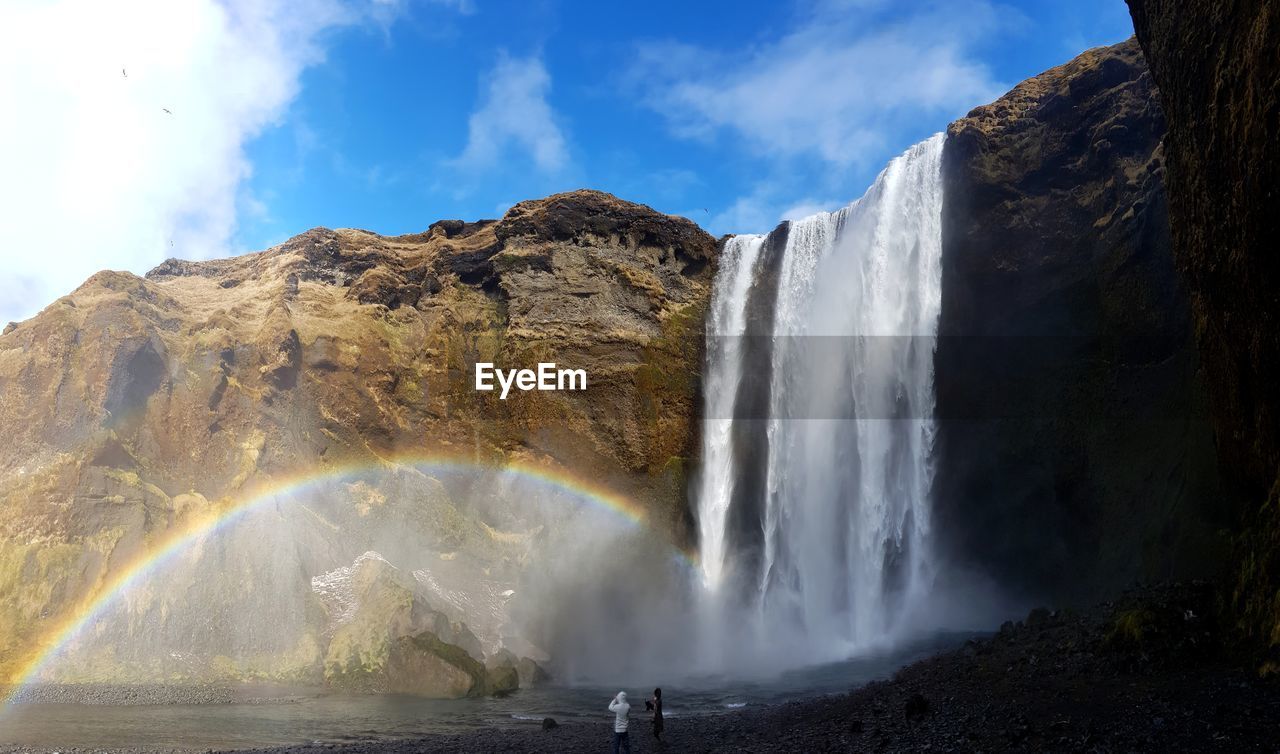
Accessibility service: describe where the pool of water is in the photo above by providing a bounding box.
[0,633,974,750]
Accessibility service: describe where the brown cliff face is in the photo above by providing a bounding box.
[1126,0,1280,656]
[0,189,716,685]
[933,38,1228,602]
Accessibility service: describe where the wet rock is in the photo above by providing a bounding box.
[385,632,487,699]
[483,651,520,696]
[323,553,489,698]
[103,338,168,420]
[517,656,551,687]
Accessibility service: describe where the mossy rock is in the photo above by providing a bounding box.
[1105,608,1158,648]
[486,663,519,695]
[517,656,552,687]
[385,631,489,698]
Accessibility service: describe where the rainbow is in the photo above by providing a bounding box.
[2,450,696,704]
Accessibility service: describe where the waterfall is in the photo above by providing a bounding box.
[696,133,945,663]
[696,233,766,591]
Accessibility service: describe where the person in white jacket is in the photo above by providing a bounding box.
[608,691,631,754]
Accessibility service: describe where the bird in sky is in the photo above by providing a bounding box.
[162,108,172,115]
[122,67,127,78]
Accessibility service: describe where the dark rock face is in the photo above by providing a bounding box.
[1126,0,1280,652]
[933,38,1229,603]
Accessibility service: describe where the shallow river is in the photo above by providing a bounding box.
[0,633,971,750]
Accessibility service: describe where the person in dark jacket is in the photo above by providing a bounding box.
[648,687,664,742]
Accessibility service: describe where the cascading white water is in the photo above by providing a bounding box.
[696,133,946,663]
[696,233,766,590]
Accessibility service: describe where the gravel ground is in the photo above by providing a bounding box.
[5,583,1279,753]
[4,684,240,706]
[3,683,307,706]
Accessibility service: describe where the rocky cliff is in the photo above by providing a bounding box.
[932,38,1229,603]
[0,190,716,689]
[1126,0,1280,659]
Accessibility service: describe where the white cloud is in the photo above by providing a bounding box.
[0,0,414,324]
[630,0,1008,167]
[704,186,840,236]
[452,53,569,175]
[706,190,782,237]
[373,0,476,24]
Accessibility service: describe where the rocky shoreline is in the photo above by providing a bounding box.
[5,583,1278,753]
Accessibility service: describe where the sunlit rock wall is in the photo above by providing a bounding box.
[0,190,715,689]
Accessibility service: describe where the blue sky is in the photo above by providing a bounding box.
[1,0,1135,322]
[240,0,1135,244]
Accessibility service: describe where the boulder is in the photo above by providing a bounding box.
[385,632,488,698]
[486,662,519,696]
[321,553,489,697]
[517,656,552,687]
